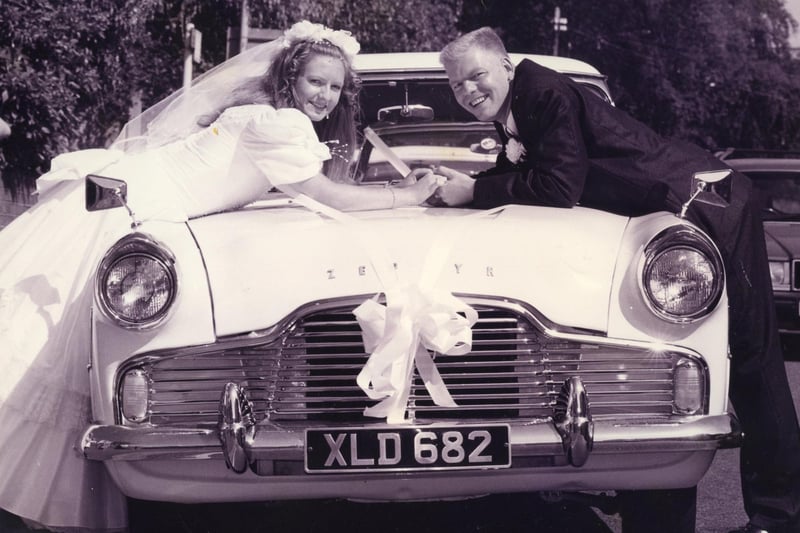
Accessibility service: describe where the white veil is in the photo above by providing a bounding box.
[110,38,284,154]
[111,21,361,155]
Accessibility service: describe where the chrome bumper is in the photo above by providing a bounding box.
[82,379,741,474]
[81,413,741,462]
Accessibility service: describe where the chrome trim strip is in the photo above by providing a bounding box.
[81,414,740,462]
[120,294,707,364]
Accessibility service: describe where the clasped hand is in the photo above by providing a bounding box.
[403,166,475,206]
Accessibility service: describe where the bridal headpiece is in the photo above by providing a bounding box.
[281,20,361,61]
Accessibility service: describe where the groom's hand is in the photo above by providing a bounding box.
[433,166,475,206]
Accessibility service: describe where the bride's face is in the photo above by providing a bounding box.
[293,54,346,122]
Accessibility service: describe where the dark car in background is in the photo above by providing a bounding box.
[718,149,800,354]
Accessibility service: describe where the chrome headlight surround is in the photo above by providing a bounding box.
[95,233,178,330]
[639,225,724,323]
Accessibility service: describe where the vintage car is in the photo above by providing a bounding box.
[80,53,741,528]
[718,149,800,351]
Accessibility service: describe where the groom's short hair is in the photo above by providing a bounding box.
[440,27,509,67]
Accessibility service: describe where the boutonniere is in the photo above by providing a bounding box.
[506,137,527,164]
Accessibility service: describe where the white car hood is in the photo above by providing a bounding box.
[187,203,629,337]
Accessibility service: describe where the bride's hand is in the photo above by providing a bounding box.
[393,172,440,206]
[399,167,435,188]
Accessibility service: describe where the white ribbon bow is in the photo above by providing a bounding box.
[353,284,478,424]
[285,194,504,424]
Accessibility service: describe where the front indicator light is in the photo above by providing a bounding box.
[673,359,704,415]
[121,369,149,423]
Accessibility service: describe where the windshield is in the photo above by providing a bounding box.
[747,170,800,219]
[353,75,610,184]
[359,80,476,127]
[354,124,500,184]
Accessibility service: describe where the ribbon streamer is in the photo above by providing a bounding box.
[363,127,412,178]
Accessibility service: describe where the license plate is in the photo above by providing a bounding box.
[304,424,511,473]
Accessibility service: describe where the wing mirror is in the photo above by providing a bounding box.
[377,104,434,124]
[86,175,126,211]
[679,169,732,219]
[86,174,141,228]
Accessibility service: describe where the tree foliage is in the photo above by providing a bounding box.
[460,0,800,151]
[246,0,463,52]
[0,0,188,194]
[1,0,798,194]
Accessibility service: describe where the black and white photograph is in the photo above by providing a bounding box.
[1,1,800,532]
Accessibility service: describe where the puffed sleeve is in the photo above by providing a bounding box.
[230,107,332,188]
[37,149,124,197]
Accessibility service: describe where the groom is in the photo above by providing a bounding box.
[430,27,800,533]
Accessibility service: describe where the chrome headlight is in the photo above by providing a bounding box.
[769,261,791,291]
[640,226,724,322]
[96,233,177,329]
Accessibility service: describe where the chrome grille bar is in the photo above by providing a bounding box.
[121,300,693,427]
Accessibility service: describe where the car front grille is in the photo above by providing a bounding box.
[121,298,694,427]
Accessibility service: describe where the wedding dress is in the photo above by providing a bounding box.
[0,104,331,531]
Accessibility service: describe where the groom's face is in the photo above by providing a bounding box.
[445,48,514,122]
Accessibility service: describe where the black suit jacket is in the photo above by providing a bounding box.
[473,59,733,217]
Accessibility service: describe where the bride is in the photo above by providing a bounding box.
[0,21,437,532]
[109,19,439,219]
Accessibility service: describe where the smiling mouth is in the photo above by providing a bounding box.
[310,102,328,113]
[469,95,488,108]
